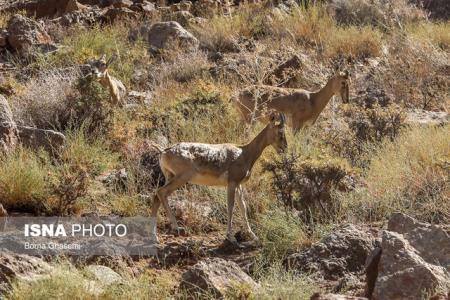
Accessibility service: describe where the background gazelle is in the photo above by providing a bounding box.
[150,113,287,243]
[236,70,350,133]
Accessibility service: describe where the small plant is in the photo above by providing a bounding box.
[0,148,50,213]
[264,151,353,224]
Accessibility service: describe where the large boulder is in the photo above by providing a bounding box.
[0,250,53,293]
[7,14,53,55]
[180,258,258,298]
[17,126,65,154]
[138,21,199,51]
[85,265,123,285]
[371,213,450,300]
[0,95,18,153]
[2,0,86,18]
[285,224,378,280]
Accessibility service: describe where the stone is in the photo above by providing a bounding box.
[406,109,449,126]
[101,7,138,23]
[310,293,368,300]
[266,54,304,88]
[180,258,258,298]
[7,14,53,56]
[371,213,450,300]
[0,95,18,153]
[85,265,123,285]
[140,21,199,51]
[372,230,449,300]
[111,0,133,8]
[0,250,53,292]
[17,126,66,154]
[285,224,378,280]
[0,29,8,47]
[170,10,195,27]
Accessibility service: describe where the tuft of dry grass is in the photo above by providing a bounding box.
[325,25,383,58]
[408,22,450,50]
[344,125,450,224]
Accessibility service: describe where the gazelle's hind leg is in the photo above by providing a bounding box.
[157,171,193,232]
[150,167,174,242]
[236,185,258,241]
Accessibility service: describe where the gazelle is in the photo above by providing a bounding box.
[150,113,287,243]
[87,54,126,107]
[236,70,350,133]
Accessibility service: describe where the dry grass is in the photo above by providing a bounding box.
[325,25,383,58]
[344,125,450,223]
[408,22,450,50]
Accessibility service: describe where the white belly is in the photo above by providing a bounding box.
[189,172,229,186]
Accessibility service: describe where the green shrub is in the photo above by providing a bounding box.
[256,209,309,262]
[0,148,50,213]
[264,150,353,223]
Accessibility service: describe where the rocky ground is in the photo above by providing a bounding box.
[0,0,449,299]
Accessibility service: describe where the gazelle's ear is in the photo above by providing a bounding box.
[342,69,349,79]
[106,54,117,66]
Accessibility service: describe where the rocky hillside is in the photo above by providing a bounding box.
[0,0,449,299]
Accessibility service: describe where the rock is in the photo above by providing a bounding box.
[101,7,138,23]
[129,1,156,14]
[406,109,449,126]
[310,293,368,300]
[99,168,128,190]
[85,265,123,285]
[372,230,449,300]
[285,224,378,280]
[180,258,258,298]
[7,14,53,56]
[0,29,8,47]
[17,126,65,154]
[369,213,450,300]
[0,250,53,293]
[111,0,133,8]
[265,54,304,87]
[170,10,195,27]
[0,94,18,153]
[140,21,199,51]
[59,8,103,26]
[2,0,86,18]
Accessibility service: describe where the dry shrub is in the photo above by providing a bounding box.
[325,26,383,59]
[329,0,426,28]
[382,35,449,110]
[11,68,80,129]
[327,101,406,166]
[150,47,211,84]
[191,5,264,52]
[264,150,353,224]
[346,125,449,224]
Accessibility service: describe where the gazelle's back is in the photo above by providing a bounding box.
[160,142,243,186]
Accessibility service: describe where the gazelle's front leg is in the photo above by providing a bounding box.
[226,182,237,242]
[236,185,258,241]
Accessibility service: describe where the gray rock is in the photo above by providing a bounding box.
[0,94,18,153]
[310,293,368,300]
[140,21,199,51]
[17,125,65,154]
[371,213,450,300]
[285,224,378,280]
[85,265,123,285]
[7,14,53,55]
[181,257,258,298]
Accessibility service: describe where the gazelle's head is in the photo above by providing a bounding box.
[88,54,116,80]
[332,70,350,103]
[267,113,287,153]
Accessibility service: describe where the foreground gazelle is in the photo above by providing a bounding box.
[150,113,287,243]
[236,70,350,133]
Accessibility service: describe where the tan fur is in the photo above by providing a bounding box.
[150,113,287,243]
[88,55,126,107]
[236,71,350,133]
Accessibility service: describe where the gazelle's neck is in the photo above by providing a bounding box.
[99,72,120,105]
[241,126,271,170]
[311,77,338,111]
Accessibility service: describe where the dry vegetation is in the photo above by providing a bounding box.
[0,1,449,299]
